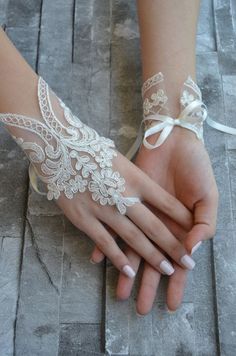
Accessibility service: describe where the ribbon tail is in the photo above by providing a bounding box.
[125,124,143,161]
[28,163,47,196]
[206,116,236,136]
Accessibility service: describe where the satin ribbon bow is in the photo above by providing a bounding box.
[126,99,207,160]
[142,99,207,149]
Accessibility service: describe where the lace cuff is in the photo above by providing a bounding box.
[0,76,141,215]
[126,72,208,159]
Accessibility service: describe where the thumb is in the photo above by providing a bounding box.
[184,194,218,255]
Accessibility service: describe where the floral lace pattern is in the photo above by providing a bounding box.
[143,89,168,116]
[0,77,140,214]
[142,72,169,119]
[141,72,207,143]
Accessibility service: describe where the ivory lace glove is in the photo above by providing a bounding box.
[0,76,140,215]
[126,72,207,159]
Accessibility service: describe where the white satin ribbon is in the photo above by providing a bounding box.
[206,116,236,136]
[126,99,207,160]
[29,163,47,196]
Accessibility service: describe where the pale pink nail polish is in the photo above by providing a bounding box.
[160,260,175,275]
[136,311,144,317]
[180,255,196,270]
[166,307,176,314]
[89,258,96,264]
[122,265,136,278]
[191,241,202,255]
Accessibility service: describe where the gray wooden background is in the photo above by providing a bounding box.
[0,0,236,355]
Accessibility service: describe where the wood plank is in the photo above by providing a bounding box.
[38,0,74,101]
[197,0,216,52]
[105,260,130,356]
[198,55,236,354]
[128,297,154,356]
[0,237,22,355]
[232,0,236,30]
[152,303,195,356]
[213,229,236,355]
[109,0,142,157]
[213,0,236,51]
[197,52,234,230]
[0,149,28,238]
[6,0,42,28]
[0,0,10,25]
[213,75,236,354]
[222,75,236,219]
[15,215,64,356]
[218,51,236,75]
[72,0,111,136]
[59,221,104,324]
[191,241,218,355]
[59,323,103,356]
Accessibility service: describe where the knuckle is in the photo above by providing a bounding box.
[170,241,182,258]
[142,279,156,292]
[208,224,217,238]
[74,203,88,221]
[148,248,161,265]
[110,250,124,265]
[145,219,160,239]
[125,225,139,243]
[161,194,176,215]
[95,233,112,249]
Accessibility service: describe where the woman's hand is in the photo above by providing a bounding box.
[136,126,219,253]
[90,126,219,313]
[55,149,195,279]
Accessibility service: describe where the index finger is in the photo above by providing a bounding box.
[139,172,193,231]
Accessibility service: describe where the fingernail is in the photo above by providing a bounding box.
[89,258,96,264]
[180,255,196,270]
[166,307,176,314]
[136,311,144,317]
[122,265,136,278]
[191,241,202,255]
[160,260,175,275]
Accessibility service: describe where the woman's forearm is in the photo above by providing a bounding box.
[136,0,200,117]
[0,27,40,135]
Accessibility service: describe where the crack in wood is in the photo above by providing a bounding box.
[26,217,60,295]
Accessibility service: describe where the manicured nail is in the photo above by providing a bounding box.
[191,241,202,255]
[136,311,144,317]
[89,258,96,264]
[160,260,175,275]
[180,255,196,270]
[166,307,176,314]
[122,265,136,278]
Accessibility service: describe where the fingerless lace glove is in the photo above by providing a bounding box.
[126,72,208,159]
[0,76,140,214]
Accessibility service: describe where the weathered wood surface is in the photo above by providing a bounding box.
[0,0,236,355]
